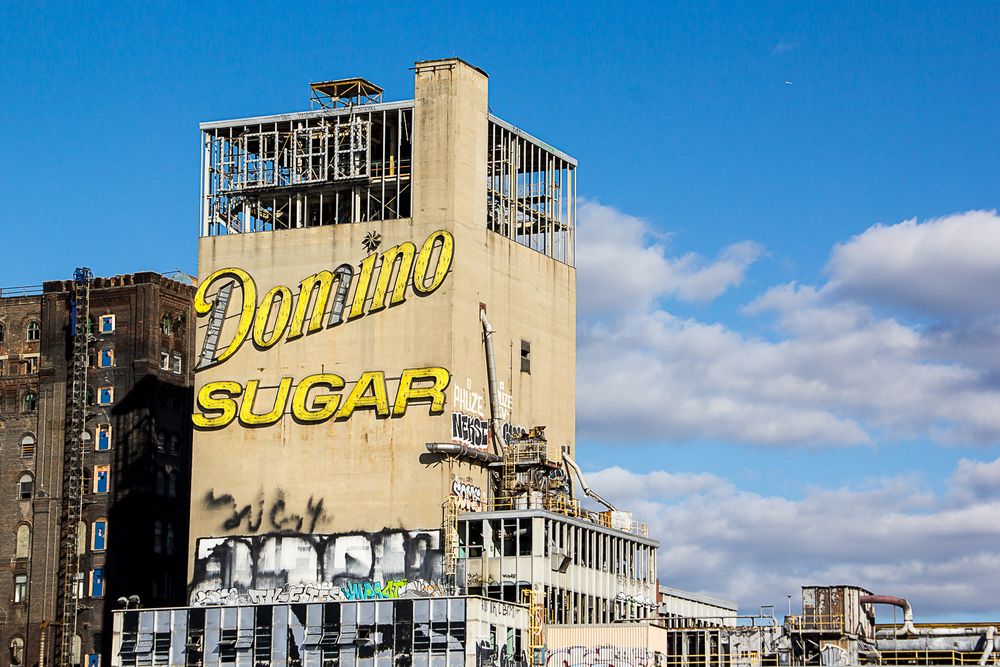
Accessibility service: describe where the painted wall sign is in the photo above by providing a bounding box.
[192,230,455,429]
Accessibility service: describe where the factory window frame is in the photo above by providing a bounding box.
[18,473,33,499]
[98,386,114,405]
[22,391,37,412]
[15,523,30,558]
[520,340,531,374]
[20,434,35,459]
[159,351,170,371]
[26,321,40,342]
[96,424,111,451]
[99,314,115,334]
[94,465,109,493]
[92,518,107,551]
[13,574,28,603]
[75,571,85,599]
[9,637,24,666]
[172,353,182,374]
[90,568,104,597]
[161,315,172,336]
[99,348,114,368]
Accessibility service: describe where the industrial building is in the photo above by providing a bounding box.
[0,273,195,667]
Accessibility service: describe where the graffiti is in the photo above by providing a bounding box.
[193,366,450,429]
[205,488,329,533]
[546,646,661,667]
[614,591,656,608]
[452,411,490,449]
[452,476,484,512]
[191,577,446,606]
[194,229,454,369]
[453,378,486,417]
[188,528,443,605]
[497,380,513,421]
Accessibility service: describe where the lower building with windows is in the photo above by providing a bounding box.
[0,272,195,667]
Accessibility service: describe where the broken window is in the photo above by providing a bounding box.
[23,357,37,374]
[22,392,37,412]
[520,340,531,373]
[172,353,182,374]
[26,321,40,342]
[99,314,115,334]
[18,473,33,499]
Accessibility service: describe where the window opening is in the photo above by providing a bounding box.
[14,574,28,602]
[93,519,108,551]
[172,353,182,374]
[23,392,37,412]
[100,314,116,334]
[160,351,170,371]
[18,473,33,499]
[94,465,110,493]
[20,434,35,458]
[98,386,114,405]
[15,524,30,558]
[26,321,40,342]
[99,348,114,368]
[90,568,104,597]
[520,340,531,373]
[97,424,112,450]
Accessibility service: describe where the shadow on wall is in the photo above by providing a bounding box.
[189,529,443,604]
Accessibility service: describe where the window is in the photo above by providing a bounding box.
[159,351,170,370]
[75,571,84,599]
[520,340,531,373]
[166,524,175,556]
[10,637,24,666]
[15,524,30,558]
[153,521,162,553]
[23,357,37,374]
[90,568,104,597]
[87,654,100,667]
[161,315,172,336]
[94,465,109,494]
[96,424,111,451]
[86,386,95,406]
[18,473,33,499]
[20,434,35,459]
[23,391,37,412]
[155,470,165,496]
[97,386,113,405]
[167,471,178,498]
[13,574,27,602]
[99,314,115,334]
[26,321,40,342]
[168,432,179,456]
[0,323,5,343]
[156,428,167,453]
[172,353,182,374]
[92,519,107,551]
[99,348,114,368]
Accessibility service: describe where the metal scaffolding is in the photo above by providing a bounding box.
[55,267,92,667]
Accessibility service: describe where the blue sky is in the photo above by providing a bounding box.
[3,1,1000,619]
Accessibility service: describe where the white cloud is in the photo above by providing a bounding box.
[578,206,1000,447]
[577,200,763,318]
[825,210,1000,318]
[588,462,1000,617]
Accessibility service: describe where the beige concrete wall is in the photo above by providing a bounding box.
[187,59,575,591]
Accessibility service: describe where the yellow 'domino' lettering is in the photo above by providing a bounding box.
[291,373,345,423]
[194,267,256,365]
[349,253,378,320]
[253,285,293,349]
[239,378,293,426]
[412,230,454,294]
[192,381,243,429]
[288,271,334,339]
[369,242,416,312]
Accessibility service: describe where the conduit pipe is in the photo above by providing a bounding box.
[563,454,617,511]
[479,307,505,456]
[863,594,997,664]
[425,442,501,464]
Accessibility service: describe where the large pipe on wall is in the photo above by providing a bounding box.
[479,307,506,456]
[863,594,996,664]
[425,442,501,464]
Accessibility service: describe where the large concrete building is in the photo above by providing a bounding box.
[1,273,195,667]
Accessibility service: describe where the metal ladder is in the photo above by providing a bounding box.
[55,267,92,667]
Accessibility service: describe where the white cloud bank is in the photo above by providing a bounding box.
[587,459,1000,617]
[577,203,1000,446]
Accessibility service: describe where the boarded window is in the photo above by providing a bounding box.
[15,524,30,558]
[92,519,107,551]
[96,424,111,451]
[98,386,113,405]
[99,314,115,334]
[20,434,35,459]
[90,569,104,597]
[99,348,114,368]
[94,465,110,494]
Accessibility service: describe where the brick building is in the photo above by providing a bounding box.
[1,272,195,667]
